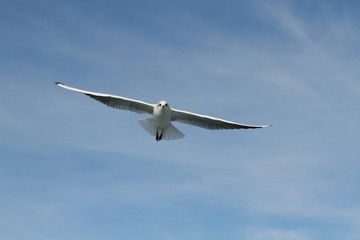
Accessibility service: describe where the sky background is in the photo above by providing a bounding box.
[1,0,360,239]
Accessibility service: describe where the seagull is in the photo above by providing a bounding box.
[55,82,271,141]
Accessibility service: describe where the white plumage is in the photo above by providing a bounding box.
[55,82,270,141]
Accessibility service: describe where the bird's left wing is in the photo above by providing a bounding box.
[171,108,270,130]
[55,82,154,115]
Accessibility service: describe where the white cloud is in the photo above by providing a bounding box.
[2,1,360,239]
[241,227,310,240]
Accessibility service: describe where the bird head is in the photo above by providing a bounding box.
[157,101,169,109]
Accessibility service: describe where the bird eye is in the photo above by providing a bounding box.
[165,103,168,107]
[158,103,161,107]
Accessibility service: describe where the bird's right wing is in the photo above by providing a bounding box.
[55,82,154,115]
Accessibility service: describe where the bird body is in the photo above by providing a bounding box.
[55,82,270,141]
[153,101,171,128]
[153,101,172,141]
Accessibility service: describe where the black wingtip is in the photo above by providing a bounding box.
[55,81,62,86]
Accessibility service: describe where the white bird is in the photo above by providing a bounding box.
[55,82,271,141]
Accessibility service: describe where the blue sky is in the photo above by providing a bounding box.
[1,0,360,239]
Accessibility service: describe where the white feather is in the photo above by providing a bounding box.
[56,82,271,141]
[163,123,185,140]
[138,118,156,136]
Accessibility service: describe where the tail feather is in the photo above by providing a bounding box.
[163,123,185,140]
[138,118,185,140]
[138,118,156,136]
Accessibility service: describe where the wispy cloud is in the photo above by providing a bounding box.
[241,227,311,240]
[1,1,360,239]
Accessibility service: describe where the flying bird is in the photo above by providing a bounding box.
[55,82,270,141]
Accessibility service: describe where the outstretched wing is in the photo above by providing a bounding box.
[55,82,154,115]
[171,108,270,130]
